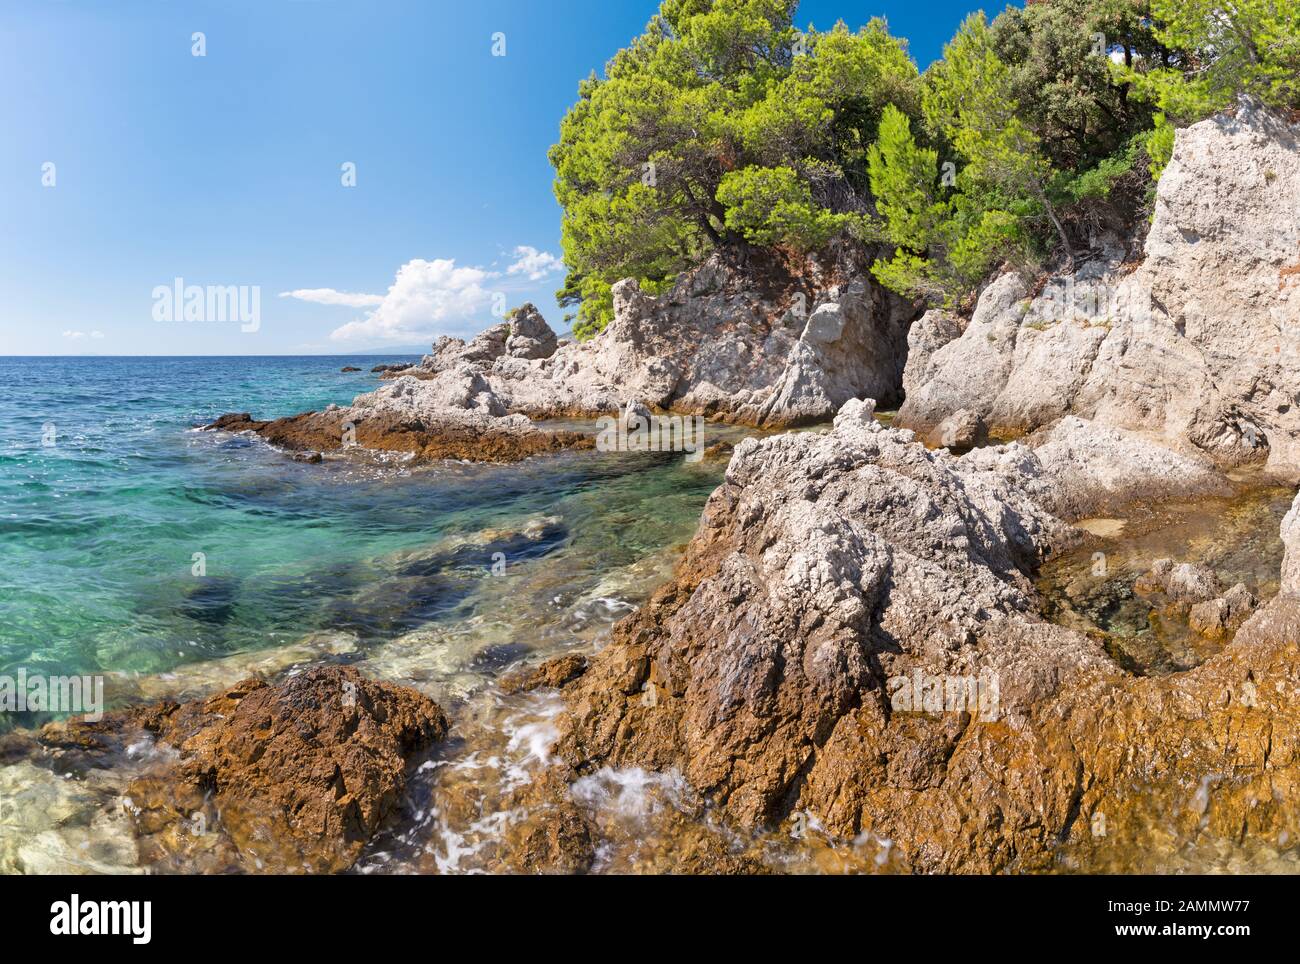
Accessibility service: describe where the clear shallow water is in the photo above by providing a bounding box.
[0,357,731,721]
[1,355,786,874]
[1037,484,1294,674]
[2,356,411,692]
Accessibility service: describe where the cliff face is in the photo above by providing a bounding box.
[900,102,1300,474]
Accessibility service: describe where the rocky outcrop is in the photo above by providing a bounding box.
[547,399,1300,872]
[411,247,915,428]
[34,665,447,874]
[212,246,915,461]
[1188,583,1259,639]
[899,102,1300,476]
[204,364,593,463]
[504,303,559,360]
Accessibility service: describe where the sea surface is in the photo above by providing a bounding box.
[0,356,724,713]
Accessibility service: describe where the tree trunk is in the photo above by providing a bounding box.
[1034,182,1074,267]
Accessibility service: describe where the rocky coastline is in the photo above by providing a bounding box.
[10,105,1300,874]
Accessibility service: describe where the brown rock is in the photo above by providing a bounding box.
[204,409,593,464]
[1188,583,1259,639]
[123,665,448,873]
[498,787,596,875]
[499,653,589,695]
[552,406,1300,872]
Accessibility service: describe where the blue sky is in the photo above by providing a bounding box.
[0,0,1000,355]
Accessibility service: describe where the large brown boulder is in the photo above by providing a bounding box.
[549,402,1300,872]
[44,665,449,874]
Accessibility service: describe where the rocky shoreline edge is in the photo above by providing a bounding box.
[6,105,1300,874]
[532,400,1300,872]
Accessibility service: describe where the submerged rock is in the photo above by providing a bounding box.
[1135,558,1260,636]
[1135,558,1223,603]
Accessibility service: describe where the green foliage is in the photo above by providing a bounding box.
[1143,113,1176,181]
[865,13,1070,303]
[869,2,1185,305]
[550,0,918,337]
[867,105,954,300]
[987,0,1162,171]
[552,0,1300,328]
[1122,0,1300,124]
[717,164,866,251]
[867,105,941,253]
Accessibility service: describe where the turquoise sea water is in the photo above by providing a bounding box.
[0,356,725,725]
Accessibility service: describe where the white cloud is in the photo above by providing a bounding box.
[506,245,563,282]
[62,330,104,339]
[279,288,384,308]
[328,258,496,343]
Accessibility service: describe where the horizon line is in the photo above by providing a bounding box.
[0,352,430,358]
